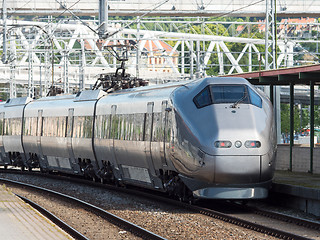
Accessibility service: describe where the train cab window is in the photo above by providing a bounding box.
[211,85,249,104]
[248,87,262,108]
[193,84,262,108]
[193,86,212,108]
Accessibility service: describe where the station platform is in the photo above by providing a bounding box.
[270,170,320,217]
[0,185,73,240]
[273,170,320,189]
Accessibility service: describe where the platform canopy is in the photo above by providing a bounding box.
[227,64,320,174]
[228,64,320,85]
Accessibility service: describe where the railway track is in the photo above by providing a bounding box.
[189,202,320,240]
[0,177,166,240]
[1,169,319,239]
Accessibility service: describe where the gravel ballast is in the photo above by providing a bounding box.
[1,172,278,240]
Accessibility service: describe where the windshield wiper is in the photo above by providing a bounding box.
[231,94,247,108]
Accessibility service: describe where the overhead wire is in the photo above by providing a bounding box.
[54,0,98,35]
[145,0,266,38]
[107,0,169,38]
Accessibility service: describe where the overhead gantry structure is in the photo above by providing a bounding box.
[0,19,296,98]
[1,0,320,17]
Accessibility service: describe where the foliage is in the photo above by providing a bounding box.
[280,103,320,134]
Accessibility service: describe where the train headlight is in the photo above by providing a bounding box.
[245,140,261,148]
[214,141,232,148]
[235,141,242,148]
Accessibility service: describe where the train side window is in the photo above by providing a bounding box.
[0,113,3,136]
[110,115,120,140]
[133,113,144,141]
[4,119,8,135]
[32,117,38,136]
[98,115,110,139]
[126,114,134,141]
[15,118,22,135]
[0,118,3,136]
[84,116,93,138]
[74,117,81,138]
[23,117,37,136]
[4,118,9,135]
[248,87,262,108]
[74,116,92,138]
[42,118,48,136]
[193,86,212,108]
[4,118,21,136]
[152,112,162,142]
[23,117,30,136]
[57,117,67,137]
[119,115,125,140]
[95,115,101,138]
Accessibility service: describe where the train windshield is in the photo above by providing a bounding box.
[211,85,249,104]
[193,84,262,108]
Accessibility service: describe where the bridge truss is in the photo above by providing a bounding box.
[0,18,318,98]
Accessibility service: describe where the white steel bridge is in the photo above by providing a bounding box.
[0,18,298,98]
[1,1,320,98]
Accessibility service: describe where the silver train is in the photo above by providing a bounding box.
[0,77,277,199]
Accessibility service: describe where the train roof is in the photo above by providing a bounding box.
[2,77,250,107]
[106,77,249,95]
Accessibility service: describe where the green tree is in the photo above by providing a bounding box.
[281,103,311,134]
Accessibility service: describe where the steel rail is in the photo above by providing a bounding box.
[182,204,313,240]
[242,203,320,231]
[0,170,318,239]
[0,177,167,240]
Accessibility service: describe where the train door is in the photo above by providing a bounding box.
[67,108,79,173]
[0,112,6,166]
[161,101,168,167]
[36,110,45,168]
[150,102,164,169]
[164,102,173,165]
[110,105,122,180]
[145,102,163,188]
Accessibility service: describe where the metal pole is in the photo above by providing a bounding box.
[270,84,274,104]
[248,44,252,72]
[196,40,200,78]
[9,31,16,99]
[63,46,69,93]
[136,17,140,78]
[289,82,294,171]
[310,80,314,173]
[190,40,194,79]
[99,0,108,38]
[265,0,269,69]
[2,0,7,63]
[79,39,85,91]
[181,41,185,75]
[39,65,42,97]
[28,46,34,98]
[265,0,276,70]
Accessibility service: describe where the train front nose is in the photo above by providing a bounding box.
[174,78,276,198]
[213,155,261,184]
[197,139,274,185]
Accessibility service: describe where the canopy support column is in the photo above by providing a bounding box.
[289,82,294,171]
[309,80,314,174]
